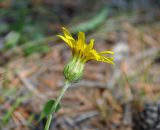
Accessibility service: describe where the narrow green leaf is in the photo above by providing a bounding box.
[2,98,21,125]
[70,8,108,33]
[40,100,61,121]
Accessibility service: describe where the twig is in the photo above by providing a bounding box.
[74,111,99,123]
[13,111,27,125]
[69,80,109,89]
[128,47,159,64]
[16,70,46,101]
[108,47,159,89]
[64,111,99,126]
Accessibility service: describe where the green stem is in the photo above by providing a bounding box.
[44,81,70,130]
[44,115,52,130]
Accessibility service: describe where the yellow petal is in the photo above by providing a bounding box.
[62,27,75,41]
[62,27,72,37]
[88,39,94,49]
[89,50,100,60]
[84,39,94,54]
[77,32,85,49]
[99,56,115,64]
[99,51,114,55]
[78,32,85,42]
[57,35,73,48]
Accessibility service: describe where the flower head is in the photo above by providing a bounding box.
[58,27,114,83]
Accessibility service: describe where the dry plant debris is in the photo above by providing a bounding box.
[0,18,160,130]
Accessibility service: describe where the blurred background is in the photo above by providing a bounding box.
[0,0,160,130]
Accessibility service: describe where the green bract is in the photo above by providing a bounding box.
[64,55,85,83]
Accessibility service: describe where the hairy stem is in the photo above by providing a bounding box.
[44,81,70,130]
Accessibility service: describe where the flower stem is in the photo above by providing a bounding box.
[44,81,70,130]
[44,115,52,130]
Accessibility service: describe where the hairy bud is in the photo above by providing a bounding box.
[64,56,84,83]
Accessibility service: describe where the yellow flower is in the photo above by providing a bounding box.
[58,27,114,64]
[57,27,114,82]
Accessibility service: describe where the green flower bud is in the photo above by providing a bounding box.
[64,56,85,83]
